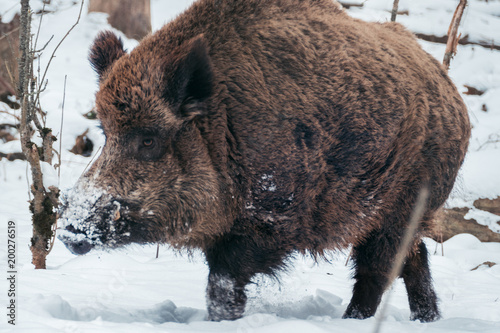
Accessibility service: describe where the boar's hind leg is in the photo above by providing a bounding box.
[343,231,394,320]
[401,241,440,322]
[343,231,440,322]
[204,234,289,321]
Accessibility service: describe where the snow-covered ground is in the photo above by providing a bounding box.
[1,0,500,332]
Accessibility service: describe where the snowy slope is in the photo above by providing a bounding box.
[1,0,500,332]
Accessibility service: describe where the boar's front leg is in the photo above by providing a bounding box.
[205,271,248,321]
[204,232,289,321]
[204,235,250,321]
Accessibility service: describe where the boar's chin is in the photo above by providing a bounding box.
[57,181,151,255]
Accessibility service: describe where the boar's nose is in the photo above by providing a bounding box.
[66,240,93,255]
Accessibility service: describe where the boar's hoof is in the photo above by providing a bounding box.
[409,306,441,323]
[65,239,93,255]
[206,273,247,321]
[342,305,374,320]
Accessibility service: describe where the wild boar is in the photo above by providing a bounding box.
[58,0,470,322]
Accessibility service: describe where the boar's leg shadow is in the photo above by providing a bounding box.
[204,231,291,321]
[343,226,440,322]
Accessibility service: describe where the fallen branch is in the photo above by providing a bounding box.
[474,197,500,216]
[463,85,485,96]
[337,1,364,9]
[433,207,500,243]
[416,33,500,51]
[0,151,26,161]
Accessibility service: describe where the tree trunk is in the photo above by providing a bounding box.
[89,0,151,40]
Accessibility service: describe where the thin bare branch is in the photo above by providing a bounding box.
[0,110,20,121]
[35,34,54,53]
[0,26,21,42]
[35,0,84,107]
[81,145,102,176]
[58,75,67,183]
[33,2,46,52]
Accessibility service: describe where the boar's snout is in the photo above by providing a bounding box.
[57,178,156,254]
[63,237,93,255]
[57,180,121,254]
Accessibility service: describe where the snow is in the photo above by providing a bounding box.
[1,0,500,332]
[40,162,58,188]
[259,174,277,192]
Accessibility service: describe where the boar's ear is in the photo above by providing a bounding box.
[89,31,126,79]
[166,35,213,120]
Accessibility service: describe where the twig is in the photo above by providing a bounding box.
[477,134,500,151]
[0,26,21,42]
[34,0,84,108]
[391,0,400,22]
[345,247,352,266]
[4,58,16,93]
[82,145,102,176]
[441,229,444,256]
[372,186,430,333]
[33,2,46,52]
[58,75,67,184]
[443,0,468,70]
[0,111,20,122]
[35,34,54,53]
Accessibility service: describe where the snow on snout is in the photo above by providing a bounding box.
[57,178,112,248]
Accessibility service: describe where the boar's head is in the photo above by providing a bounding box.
[58,31,229,255]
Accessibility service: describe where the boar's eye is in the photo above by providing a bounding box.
[131,135,167,161]
[142,138,154,147]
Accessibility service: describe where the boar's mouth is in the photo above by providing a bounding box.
[57,183,151,255]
